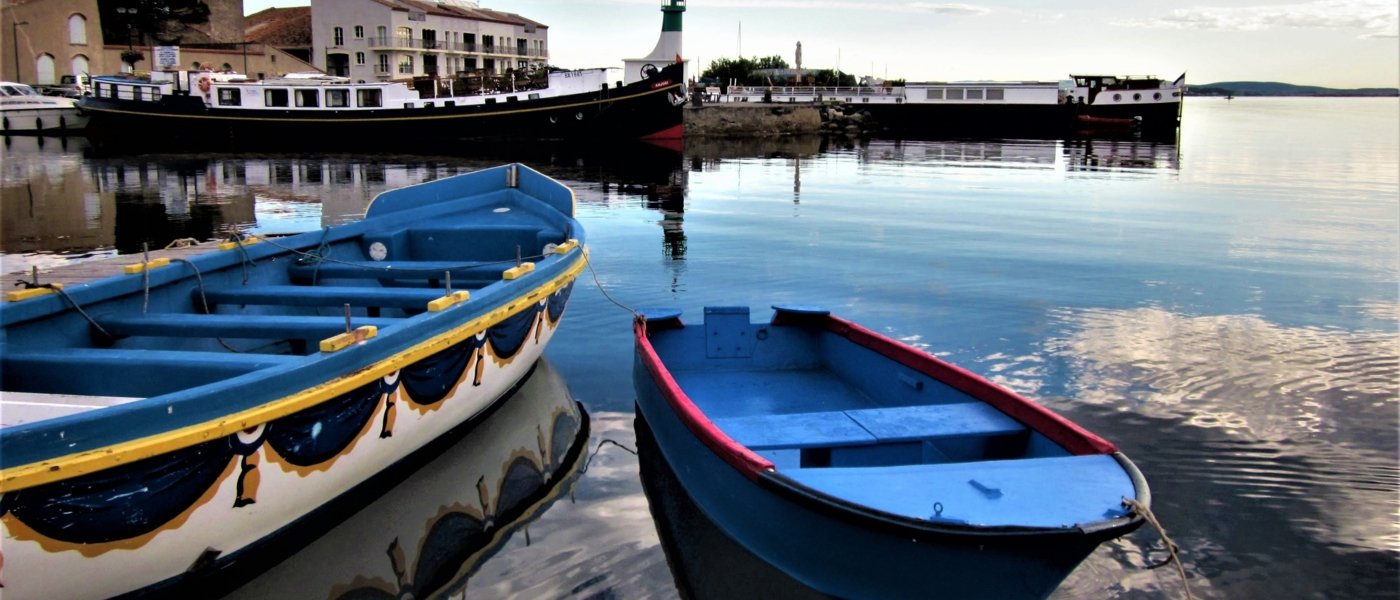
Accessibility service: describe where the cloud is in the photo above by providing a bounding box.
[1118,0,1398,38]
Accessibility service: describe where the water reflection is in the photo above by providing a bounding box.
[227,359,590,599]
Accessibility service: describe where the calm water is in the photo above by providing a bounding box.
[2,97,1397,599]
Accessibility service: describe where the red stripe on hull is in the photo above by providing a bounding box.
[640,123,684,140]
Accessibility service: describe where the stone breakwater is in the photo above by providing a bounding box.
[683,103,880,137]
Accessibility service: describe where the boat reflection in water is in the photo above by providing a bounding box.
[227,358,590,599]
[637,413,832,600]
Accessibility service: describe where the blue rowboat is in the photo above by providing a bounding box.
[632,305,1150,599]
[0,163,585,599]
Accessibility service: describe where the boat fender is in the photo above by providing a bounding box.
[198,76,211,95]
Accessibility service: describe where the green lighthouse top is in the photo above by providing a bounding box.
[662,0,685,32]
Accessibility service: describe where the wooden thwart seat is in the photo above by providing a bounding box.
[98,314,404,339]
[712,402,1025,450]
[285,260,505,283]
[1,347,297,397]
[200,285,449,310]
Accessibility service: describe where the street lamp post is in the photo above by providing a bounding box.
[115,7,139,72]
[11,21,27,82]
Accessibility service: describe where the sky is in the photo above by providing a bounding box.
[246,0,1400,88]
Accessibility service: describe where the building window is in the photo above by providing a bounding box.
[264,89,289,107]
[357,88,382,107]
[218,88,242,106]
[354,26,364,39]
[71,55,89,82]
[377,25,387,42]
[355,52,366,65]
[986,88,1004,100]
[397,26,412,43]
[946,88,964,100]
[333,27,344,46]
[326,89,349,107]
[967,89,983,100]
[68,14,88,45]
[295,89,319,107]
[925,89,943,100]
[398,56,414,74]
[35,54,57,85]
[377,54,390,73]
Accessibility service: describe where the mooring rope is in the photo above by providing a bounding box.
[12,281,114,340]
[578,437,638,475]
[169,257,242,353]
[1124,497,1194,600]
[581,250,640,318]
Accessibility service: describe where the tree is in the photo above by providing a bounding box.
[753,55,790,70]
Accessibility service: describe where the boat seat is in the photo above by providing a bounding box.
[97,314,404,340]
[782,454,1135,528]
[200,285,449,310]
[713,402,1024,450]
[1,347,297,398]
[286,260,505,285]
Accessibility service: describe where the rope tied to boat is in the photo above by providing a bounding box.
[1123,496,1194,600]
[581,249,641,321]
[226,230,257,285]
[13,279,114,340]
[294,228,333,285]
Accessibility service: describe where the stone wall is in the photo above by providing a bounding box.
[683,104,824,137]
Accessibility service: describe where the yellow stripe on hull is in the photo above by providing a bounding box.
[0,251,586,493]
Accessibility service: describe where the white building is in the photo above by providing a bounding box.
[310,0,548,81]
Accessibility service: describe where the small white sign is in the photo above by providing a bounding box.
[154,46,181,70]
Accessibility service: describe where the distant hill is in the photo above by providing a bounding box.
[1189,82,1398,97]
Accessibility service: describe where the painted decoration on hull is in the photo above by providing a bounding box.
[0,286,572,556]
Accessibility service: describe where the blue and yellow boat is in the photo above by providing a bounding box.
[633,305,1150,599]
[0,163,585,598]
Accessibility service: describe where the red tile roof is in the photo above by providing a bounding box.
[368,0,547,29]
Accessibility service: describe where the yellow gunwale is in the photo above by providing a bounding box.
[0,251,587,493]
[85,80,682,124]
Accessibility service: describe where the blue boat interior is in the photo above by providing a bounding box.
[1,177,575,411]
[645,306,1137,529]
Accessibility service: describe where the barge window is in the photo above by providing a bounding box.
[986,88,1004,100]
[295,89,319,107]
[967,89,984,100]
[925,89,943,100]
[357,89,382,107]
[265,88,290,107]
[326,89,349,107]
[946,88,964,100]
[217,88,242,106]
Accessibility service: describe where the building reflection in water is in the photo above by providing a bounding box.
[2,135,1178,281]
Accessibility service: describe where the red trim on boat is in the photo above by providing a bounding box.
[640,124,684,140]
[824,315,1118,456]
[633,319,775,480]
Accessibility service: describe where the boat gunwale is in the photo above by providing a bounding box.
[79,64,686,125]
[0,166,586,491]
[633,309,1150,538]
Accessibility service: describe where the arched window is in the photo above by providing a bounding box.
[36,54,57,85]
[71,54,90,80]
[68,14,88,45]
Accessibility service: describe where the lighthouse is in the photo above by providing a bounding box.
[623,0,686,85]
